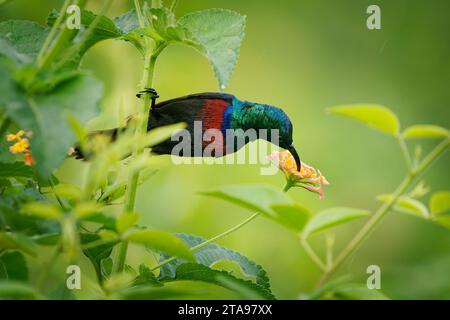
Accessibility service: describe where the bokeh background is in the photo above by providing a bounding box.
[2,0,449,299]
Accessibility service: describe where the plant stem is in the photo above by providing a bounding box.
[113,44,163,274]
[397,135,412,171]
[134,0,146,28]
[150,185,291,271]
[150,212,260,271]
[36,0,71,65]
[37,0,87,71]
[316,137,449,287]
[299,236,327,272]
[170,0,179,12]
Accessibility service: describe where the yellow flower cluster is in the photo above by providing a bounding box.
[6,130,35,166]
[269,150,330,199]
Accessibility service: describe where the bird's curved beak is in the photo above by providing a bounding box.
[287,145,301,171]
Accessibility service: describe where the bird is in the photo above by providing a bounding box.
[73,88,301,171]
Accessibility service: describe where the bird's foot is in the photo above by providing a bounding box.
[136,87,159,99]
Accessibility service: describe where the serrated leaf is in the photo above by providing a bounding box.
[269,204,310,232]
[328,104,400,136]
[126,229,195,262]
[403,125,449,139]
[0,20,48,63]
[113,9,145,51]
[159,233,270,290]
[303,207,370,238]
[378,194,429,219]
[333,285,389,300]
[160,263,274,300]
[0,162,34,178]
[0,251,28,281]
[134,264,162,287]
[429,191,450,215]
[179,9,246,88]
[116,212,140,235]
[200,184,292,218]
[114,9,140,35]
[21,202,62,220]
[0,63,103,177]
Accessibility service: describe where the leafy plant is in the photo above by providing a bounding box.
[0,0,448,301]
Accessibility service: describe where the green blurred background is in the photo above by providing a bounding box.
[2,0,449,299]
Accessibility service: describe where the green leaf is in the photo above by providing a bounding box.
[160,263,275,300]
[328,104,400,136]
[114,285,193,300]
[332,285,389,300]
[179,9,246,89]
[114,9,140,35]
[159,233,271,290]
[429,191,450,215]
[126,229,195,262]
[403,125,449,139]
[21,202,62,220]
[435,214,450,229]
[47,9,122,62]
[269,204,310,232]
[0,63,103,177]
[0,280,40,299]
[116,212,140,235]
[0,251,28,281]
[31,233,60,246]
[83,212,117,230]
[303,207,370,238]
[134,264,162,287]
[200,184,292,217]
[0,20,48,64]
[377,194,429,219]
[146,122,187,148]
[0,184,60,236]
[0,231,37,256]
[53,183,82,202]
[113,9,145,52]
[80,233,117,283]
[0,162,34,178]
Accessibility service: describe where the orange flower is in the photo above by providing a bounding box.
[9,138,30,154]
[6,130,25,142]
[269,150,330,199]
[6,130,35,166]
[24,151,35,166]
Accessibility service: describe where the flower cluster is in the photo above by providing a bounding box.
[269,150,329,199]
[7,130,35,166]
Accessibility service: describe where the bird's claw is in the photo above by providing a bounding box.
[136,88,159,99]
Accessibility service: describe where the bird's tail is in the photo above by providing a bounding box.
[69,127,120,160]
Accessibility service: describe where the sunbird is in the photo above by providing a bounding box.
[74,88,301,170]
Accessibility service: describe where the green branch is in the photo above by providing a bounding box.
[299,236,327,272]
[316,137,449,287]
[113,1,166,274]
